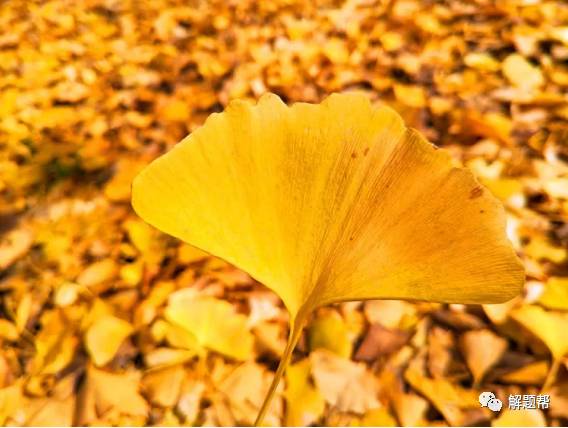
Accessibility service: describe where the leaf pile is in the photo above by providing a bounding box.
[0,0,567,426]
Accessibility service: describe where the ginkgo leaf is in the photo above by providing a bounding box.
[308,311,352,358]
[511,305,568,360]
[164,294,254,361]
[459,329,507,386]
[285,358,325,426]
[132,93,524,424]
[133,93,522,314]
[85,314,134,367]
[539,277,568,311]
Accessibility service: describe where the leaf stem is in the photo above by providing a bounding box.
[541,358,560,394]
[254,314,307,426]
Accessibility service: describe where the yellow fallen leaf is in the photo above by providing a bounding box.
[492,408,546,427]
[132,93,524,424]
[217,361,282,426]
[285,358,325,426]
[405,363,479,426]
[134,280,175,327]
[119,260,144,286]
[85,314,134,366]
[459,329,508,385]
[511,305,568,360]
[77,258,118,289]
[161,98,192,122]
[177,243,210,264]
[481,179,524,204]
[322,38,349,64]
[308,311,352,358]
[544,178,568,199]
[152,319,201,352]
[353,407,397,427]
[392,392,429,427]
[310,349,379,414]
[31,309,77,376]
[144,347,196,369]
[124,218,165,266]
[0,229,33,270]
[393,84,427,108]
[500,360,549,385]
[77,365,148,425]
[524,237,566,264]
[24,374,76,426]
[539,277,568,310]
[165,294,253,360]
[464,52,500,72]
[142,364,185,407]
[0,381,23,426]
[502,54,544,91]
[104,157,148,202]
[0,319,18,341]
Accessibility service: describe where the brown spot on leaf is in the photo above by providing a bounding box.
[351,152,357,159]
[363,147,370,156]
[469,186,483,199]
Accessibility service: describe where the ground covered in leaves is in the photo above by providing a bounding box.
[1,0,568,426]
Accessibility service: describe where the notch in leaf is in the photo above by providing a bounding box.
[132,93,524,425]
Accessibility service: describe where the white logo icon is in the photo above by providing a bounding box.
[488,398,503,412]
[479,392,496,408]
[479,392,502,412]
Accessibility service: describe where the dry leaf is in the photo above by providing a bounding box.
[85,315,134,366]
[310,349,379,414]
[142,364,185,407]
[492,408,546,427]
[502,54,544,91]
[77,365,148,425]
[459,329,508,385]
[511,305,568,360]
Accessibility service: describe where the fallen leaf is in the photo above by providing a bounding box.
[142,364,185,407]
[392,392,429,427]
[511,305,568,360]
[502,54,544,91]
[353,407,397,427]
[499,360,549,385]
[459,329,508,385]
[285,358,325,426]
[85,314,134,366]
[77,365,148,425]
[165,294,253,360]
[492,408,546,427]
[405,362,479,426]
[0,229,33,270]
[539,277,568,311]
[355,324,410,361]
[310,349,379,414]
[308,310,352,358]
[77,258,118,290]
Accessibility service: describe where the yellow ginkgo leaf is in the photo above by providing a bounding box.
[132,93,524,424]
[164,294,254,361]
[85,314,134,367]
[285,358,325,426]
[308,310,352,358]
[539,277,568,311]
[511,305,568,360]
